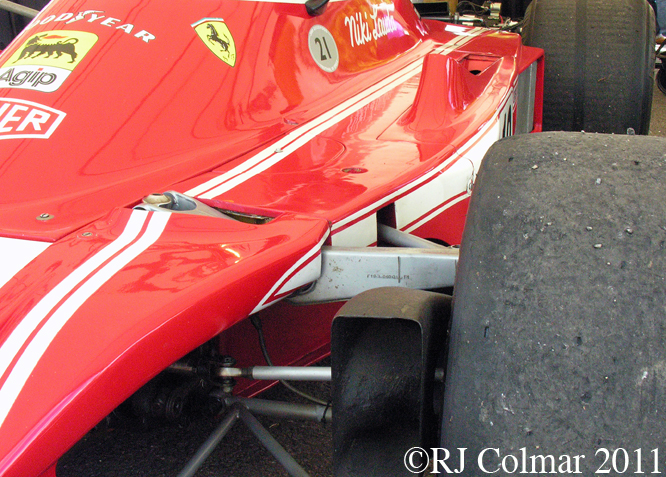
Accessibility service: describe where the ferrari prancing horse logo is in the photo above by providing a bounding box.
[193,19,236,67]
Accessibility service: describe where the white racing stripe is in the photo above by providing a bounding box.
[0,211,170,428]
[331,96,502,234]
[404,193,469,233]
[330,153,459,233]
[0,212,148,385]
[187,29,484,199]
[188,62,422,198]
[199,68,421,198]
[251,232,329,314]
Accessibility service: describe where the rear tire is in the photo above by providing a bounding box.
[441,132,666,474]
[522,0,654,134]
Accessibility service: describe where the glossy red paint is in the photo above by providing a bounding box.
[0,0,543,474]
[0,208,328,477]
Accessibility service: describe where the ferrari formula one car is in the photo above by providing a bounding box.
[0,0,662,475]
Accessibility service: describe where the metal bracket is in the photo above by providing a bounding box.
[288,245,458,304]
[177,402,312,477]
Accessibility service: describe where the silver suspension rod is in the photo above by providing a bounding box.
[0,0,39,18]
[217,365,332,381]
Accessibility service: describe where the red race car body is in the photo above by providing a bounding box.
[0,0,543,475]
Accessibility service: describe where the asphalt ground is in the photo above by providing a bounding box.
[56,80,666,477]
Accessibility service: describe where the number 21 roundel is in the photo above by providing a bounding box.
[308,25,339,73]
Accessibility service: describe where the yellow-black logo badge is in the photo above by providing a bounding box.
[193,19,236,67]
[0,30,98,92]
[5,30,98,70]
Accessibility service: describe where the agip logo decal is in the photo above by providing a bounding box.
[193,19,236,67]
[0,98,66,140]
[0,30,98,93]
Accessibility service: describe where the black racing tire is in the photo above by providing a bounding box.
[522,0,654,134]
[441,132,666,475]
[657,67,666,95]
[331,287,449,477]
[333,319,422,476]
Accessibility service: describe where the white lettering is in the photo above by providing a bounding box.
[432,448,466,474]
[345,2,399,48]
[0,99,65,139]
[502,454,519,473]
[408,448,427,471]
[370,4,398,40]
[116,23,134,34]
[17,109,50,132]
[558,454,585,474]
[25,17,40,29]
[39,15,56,25]
[475,448,585,475]
[0,105,29,132]
[529,453,557,474]
[26,10,154,42]
[134,30,155,43]
[65,10,104,24]
[87,13,105,23]
[478,448,501,474]
[54,13,73,22]
[100,17,121,27]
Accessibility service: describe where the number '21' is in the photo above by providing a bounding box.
[314,36,332,61]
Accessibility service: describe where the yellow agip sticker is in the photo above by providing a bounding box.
[0,30,98,92]
[5,30,98,70]
[193,19,236,67]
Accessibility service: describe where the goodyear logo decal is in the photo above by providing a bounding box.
[0,98,66,140]
[0,30,98,93]
[193,19,236,67]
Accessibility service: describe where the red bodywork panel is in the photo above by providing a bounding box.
[0,0,543,475]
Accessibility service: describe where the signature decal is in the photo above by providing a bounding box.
[0,31,98,92]
[344,1,401,48]
[0,98,65,139]
[193,19,237,67]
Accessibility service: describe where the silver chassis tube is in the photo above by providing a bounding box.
[217,365,331,381]
[0,0,39,18]
[289,245,458,304]
[222,396,333,422]
[289,225,458,304]
[178,364,440,382]
[177,403,311,477]
[377,223,449,249]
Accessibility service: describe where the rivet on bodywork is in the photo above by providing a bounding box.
[36,213,53,221]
